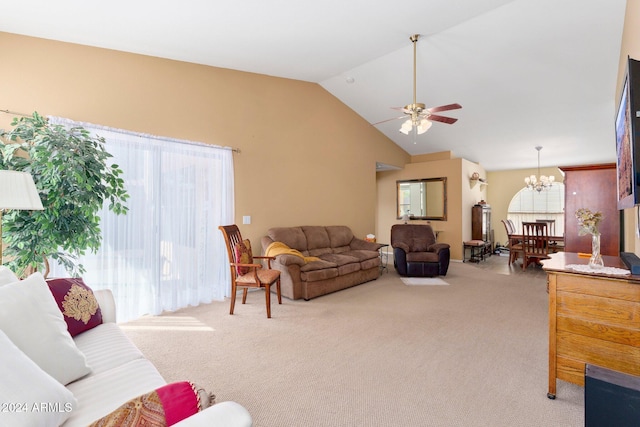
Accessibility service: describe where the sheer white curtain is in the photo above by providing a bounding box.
[48,117,234,322]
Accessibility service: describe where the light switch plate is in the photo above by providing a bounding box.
[242,215,251,225]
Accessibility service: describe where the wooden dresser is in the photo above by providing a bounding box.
[542,252,640,399]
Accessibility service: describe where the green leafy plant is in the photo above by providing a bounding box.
[0,112,129,277]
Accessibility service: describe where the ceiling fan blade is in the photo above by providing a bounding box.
[427,114,458,124]
[427,103,462,113]
[372,115,406,126]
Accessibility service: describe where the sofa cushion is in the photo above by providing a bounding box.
[74,322,145,375]
[0,328,77,427]
[301,267,338,282]
[318,253,360,266]
[337,262,361,276]
[318,254,361,276]
[411,237,429,252]
[341,249,379,262]
[0,272,90,385]
[267,227,308,252]
[302,226,332,256]
[308,247,332,257]
[47,277,103,337]
[332,245,351,254]
[264,241,320,264]
[360,257,380,270]
[407,252,440,263]
[326,225,354,248]
[300,259,337,272]
[64,358,166,427]
[87,381,215,427]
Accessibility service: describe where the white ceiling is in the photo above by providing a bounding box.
[0,0,627,171]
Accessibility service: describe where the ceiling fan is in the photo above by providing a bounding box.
[374,34,461,135]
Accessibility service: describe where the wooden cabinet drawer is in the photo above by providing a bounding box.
[556,315,640,346]
[556,273,640,302]
[557,291,640,326]
[556,330,640,378]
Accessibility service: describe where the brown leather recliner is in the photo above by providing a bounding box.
[391,224,450,277]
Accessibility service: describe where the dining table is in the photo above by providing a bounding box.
[510,234,565,251]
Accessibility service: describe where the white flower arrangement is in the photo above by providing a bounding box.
[575,208,603,236]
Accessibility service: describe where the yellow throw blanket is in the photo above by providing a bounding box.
[264,241,321,263]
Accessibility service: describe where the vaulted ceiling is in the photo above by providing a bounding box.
[0,0,627,170]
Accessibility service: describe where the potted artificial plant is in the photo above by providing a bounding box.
[0,112,129,277]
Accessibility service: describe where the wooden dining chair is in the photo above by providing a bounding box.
[535,219,556,237]
[219,224,282,318]
[501,219,523,265]
[522,221,550,270]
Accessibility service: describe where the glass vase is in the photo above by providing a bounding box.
[589,233,604,270]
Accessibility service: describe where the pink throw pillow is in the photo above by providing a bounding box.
[46,278,103,337]
[88,381,215,427]
[233,239,253,276]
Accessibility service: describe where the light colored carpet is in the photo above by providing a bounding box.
[401,277,449,286]
[122,262,583,427]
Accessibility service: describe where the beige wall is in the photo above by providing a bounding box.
[5,7,636,261]
[376,152,486,260]
[0,32,409,249]
[619,0,640,254]
[487,167,564,246]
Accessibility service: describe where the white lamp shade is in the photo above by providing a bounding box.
[0,171,44,210]
[399,119,412,135]
[417,119,432,134]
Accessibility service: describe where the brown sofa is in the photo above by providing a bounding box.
[261,226,381,300]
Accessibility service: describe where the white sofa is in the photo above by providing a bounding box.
[0,270,252,427]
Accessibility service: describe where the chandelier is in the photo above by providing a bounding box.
[524,146,554,192]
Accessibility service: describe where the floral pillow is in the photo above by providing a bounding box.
[46,278,103,337]
[88,381,215,427]
[233,239,253,276]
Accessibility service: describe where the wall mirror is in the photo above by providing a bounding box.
[397,177,447,221]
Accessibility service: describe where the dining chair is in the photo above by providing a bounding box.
[219,224,282,318]
[501,219,523,265]
[522,221,551,270]
[536,219,556,237]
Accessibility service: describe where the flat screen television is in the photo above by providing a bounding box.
[616,57,640,209]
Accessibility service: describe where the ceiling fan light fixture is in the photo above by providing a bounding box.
[417,119,432,134]
[372,34,461,135]
[399,119,412,135]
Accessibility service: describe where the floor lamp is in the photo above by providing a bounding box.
[0,170,44,264]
